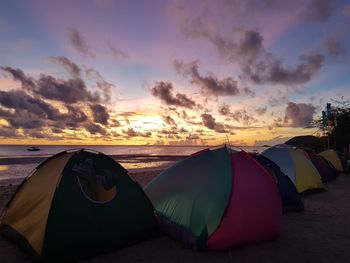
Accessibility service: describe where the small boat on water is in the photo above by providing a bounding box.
[27,146,41,151]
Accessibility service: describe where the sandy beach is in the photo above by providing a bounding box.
[0,164,350,263]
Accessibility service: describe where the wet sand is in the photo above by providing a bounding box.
[1,169,350,263]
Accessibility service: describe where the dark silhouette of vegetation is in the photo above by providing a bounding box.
[318,97,350,154]
[287,97,349,156]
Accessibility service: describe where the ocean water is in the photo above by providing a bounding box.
[0,145,267,183]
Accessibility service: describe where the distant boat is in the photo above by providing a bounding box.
[27,146,40,151]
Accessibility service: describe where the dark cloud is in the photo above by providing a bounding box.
[150,81,197,109]
[49,56,81,77]
[1,66,36,90]
[123,127,152,138]
[64,105,89,124]
[218,105,257,125]
[209,30,264,62]
[0,78,111,138]
[243,52,325,85]
[323,35,346,60]
[85,123,108,135]
[67,28,95,57]
[90,104,110,125]
[201,113,227,133]
[218,105,231,115]
[174,60,254,97]
[180,13,325,85]
[0,127,19,137]
[284,102,316,127]
[85,67,114,102]
[269,96,288,107]
[304,0,333,22]
[230,108,257,125]
[107,41,128,59]
[2,66,103,104]
[162,115,177,126]
[343,4,350,17]
[0,90,63,121]
[36,75,100,103]
[255,107,267,115]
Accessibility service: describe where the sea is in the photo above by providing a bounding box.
[0,145,267,184]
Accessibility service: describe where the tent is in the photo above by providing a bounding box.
[319,149,344,172]
[0,149,157,262]
[250,153,304,213]
[301,149,338,182]
[261,145,324,194]
[144,145,281,250]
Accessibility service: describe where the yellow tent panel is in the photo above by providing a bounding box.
[291,150,323,193]
[2,152,73,255]
[319,149,343,172]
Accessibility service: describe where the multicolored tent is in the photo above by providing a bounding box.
[0,149,157,262]
[251,153,304,213]
[319,149,344,172]
[261,145,324,194]
[301,149,338,182]
[144,145,282,250]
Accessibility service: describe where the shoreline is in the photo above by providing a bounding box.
[0,167,170,187]
[0,154,188,165]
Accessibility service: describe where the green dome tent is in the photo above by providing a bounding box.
[0,149,157,262]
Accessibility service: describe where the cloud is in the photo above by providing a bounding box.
[218,105,231,115]
[90,104,110,125]
[85,67,114,102]
[0,90,63,121]
[201,113,227,133]
[304,0,333,22]
[174,60,255,97]
[36,75,100,103]
[243,51,325,85]
[85,123,108,135]
[284,102,316,127]
[150,81,197,109]
[230,108,257,125]
[323,35,346,60]
[67,28,95,57]
[343,4,350,17]
[218,105,257,125]
[2,66,103,104]
[123,127,152,138]
[107,41,128,59]
[255,107,267,115]
[1,66,36,90]
[178,12,325,85]
[0,63,116,139]
[0,127,19,137]
[49,56,81,77]
[162,115,177,126]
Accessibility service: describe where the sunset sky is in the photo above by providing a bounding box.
[0,0,350,146]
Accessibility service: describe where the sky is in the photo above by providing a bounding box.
[0,0,349,146]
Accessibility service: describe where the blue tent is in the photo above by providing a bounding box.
[251,153,304,213]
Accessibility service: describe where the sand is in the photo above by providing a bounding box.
[1,170,350,263]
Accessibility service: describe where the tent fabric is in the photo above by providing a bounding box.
[261,146,324,194]
[0,149,157,262]
[301,150,338,183]
[145,146,282,250]
[251,154,304,213]
[319,149,344,172]
[1,152,73,255]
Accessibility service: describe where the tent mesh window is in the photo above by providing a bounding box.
[73,157,117,203]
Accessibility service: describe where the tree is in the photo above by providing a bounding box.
[319,97,350,153]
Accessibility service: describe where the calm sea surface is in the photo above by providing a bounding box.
[0,145,267,183]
